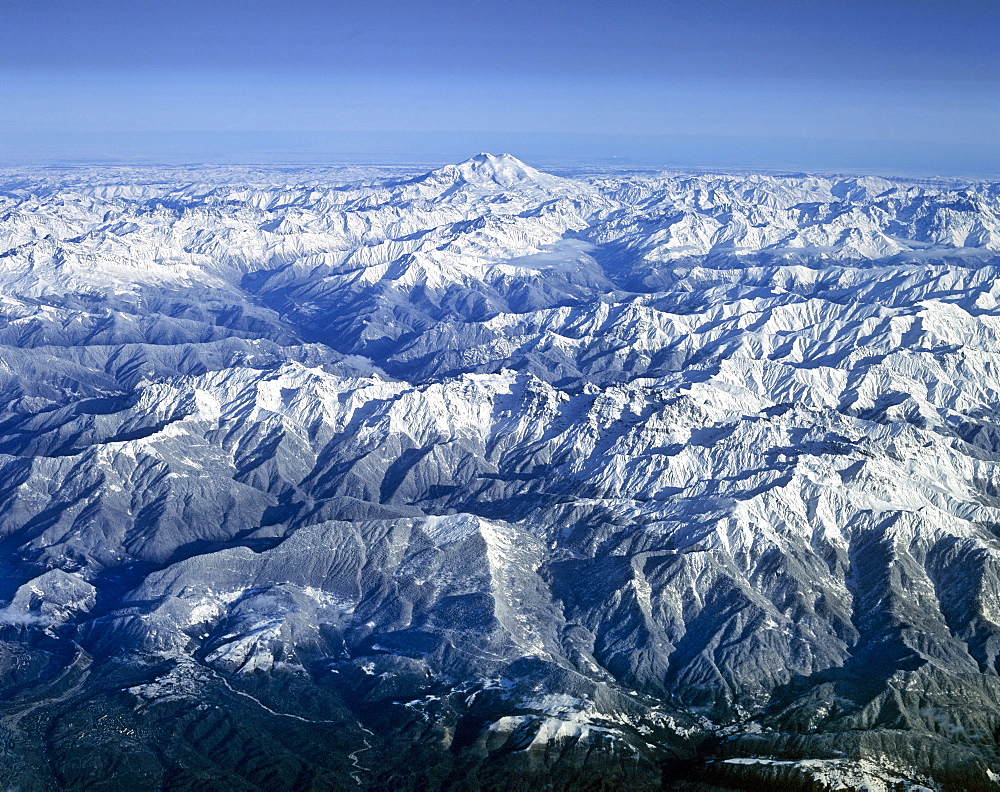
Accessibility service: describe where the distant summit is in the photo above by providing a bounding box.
[423,152,558,189]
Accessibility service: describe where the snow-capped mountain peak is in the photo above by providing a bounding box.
[422,151,560,189]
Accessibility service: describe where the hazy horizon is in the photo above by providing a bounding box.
[2,1,998,177]
[2,131,997,182]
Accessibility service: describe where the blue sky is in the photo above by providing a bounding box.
[1,0,997,175]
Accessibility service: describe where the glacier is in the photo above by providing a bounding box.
[0,153,999,789]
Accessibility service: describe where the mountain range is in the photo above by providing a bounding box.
[1,154,1000,790]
